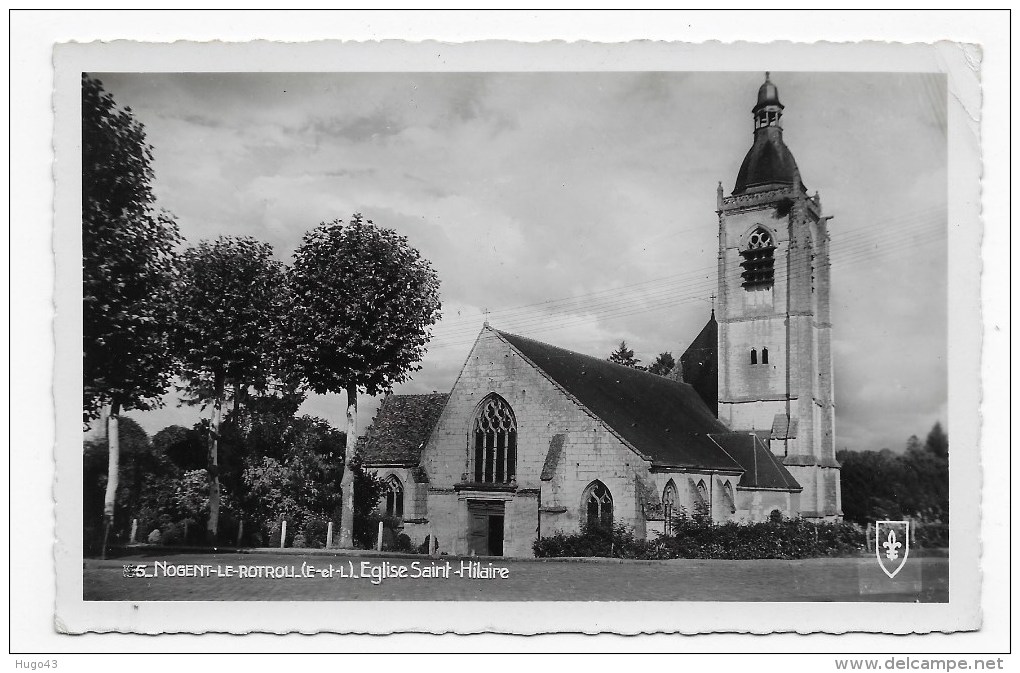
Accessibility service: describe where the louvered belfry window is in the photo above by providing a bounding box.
[473,395,517,484]
[741,227,775,288]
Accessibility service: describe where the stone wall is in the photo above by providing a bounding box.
[420,328,653,556]
[718,189,841,520]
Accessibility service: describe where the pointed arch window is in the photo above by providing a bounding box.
[583,480,613,530]
[750,348,758,365]
[662,480,678,534]
[741,227,775,289]
[383,476,404,518]
[721,480,736,514]
[472,394,517,484]
[762,347,769,364]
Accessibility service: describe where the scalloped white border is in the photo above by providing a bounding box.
[19,23,996,651]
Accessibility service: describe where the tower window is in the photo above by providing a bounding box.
[741,227,775,289]
[750,348,757,365]
[762,347,769,364]
[472,394,517,484]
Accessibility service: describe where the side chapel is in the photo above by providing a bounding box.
[360,74,842,557]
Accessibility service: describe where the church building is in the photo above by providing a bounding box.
[360,74,842,557]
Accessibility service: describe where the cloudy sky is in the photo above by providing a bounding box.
[93,70,947,452]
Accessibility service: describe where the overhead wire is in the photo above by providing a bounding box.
[433,204,945,332]
[423,210,947,352]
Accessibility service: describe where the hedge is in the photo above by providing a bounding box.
[533,515,868,560]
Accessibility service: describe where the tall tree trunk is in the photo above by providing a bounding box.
[101,400,121,559]
[207,372,224,541]
[338,383,358,548]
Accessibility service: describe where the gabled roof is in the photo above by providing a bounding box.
[496,329,742,471]
[359,392,449,465]
[708,433,802,491]
[678,312,718,416]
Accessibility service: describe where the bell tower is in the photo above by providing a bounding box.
[716,73,841,520]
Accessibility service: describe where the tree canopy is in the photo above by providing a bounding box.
[647,351,676,376]
[837,421,949,525]
[173,236,287,393]
[608,341,645,370]
[152,424,207,472]
[284,214,442,397]
[82,73,180,424]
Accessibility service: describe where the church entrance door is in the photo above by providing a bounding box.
[466,500,505,556]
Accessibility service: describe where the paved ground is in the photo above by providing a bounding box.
[84,549,948,602]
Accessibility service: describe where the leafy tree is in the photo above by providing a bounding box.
[924,422,949,459]
[152,424,207,472]
[83,417,176,552]
[284,214,441,547]
[82,74,180,556]
[219,388,306,463]
[136,468,231,546]
[837,422,949,526]
[608,340,645,370]
[173,236,287,540]
[239,415,348,542]
[648,351,676,376]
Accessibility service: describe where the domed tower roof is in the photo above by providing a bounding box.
[753,72,784,113]
[733,73,805,196]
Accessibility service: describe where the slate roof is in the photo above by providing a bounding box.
[496,329,743,472]
[708,433,802,491]
[678,312,718,417]
[733,128,803,195]
[359,392,449,465]
[770,413,798,440]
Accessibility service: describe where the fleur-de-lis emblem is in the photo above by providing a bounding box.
[882,530,902,560]
[875,520,910,578]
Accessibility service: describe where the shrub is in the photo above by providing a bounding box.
[161,522,183,546]
[910,520,949,548]
[534,517,867,560]
[302,517,329,549]
[266,518,296,548]
[533,523,657,559]
[393,533,415,553]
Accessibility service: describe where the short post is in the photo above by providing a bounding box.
[236,519,245,547]
[376,520,384,551]
[326,521,334,549]
[280,519,287,549]
[130,519,138,544]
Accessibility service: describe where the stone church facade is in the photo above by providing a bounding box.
[361,74,841,557]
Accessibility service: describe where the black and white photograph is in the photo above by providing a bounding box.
[11,10,1009,664]
[77,67,953,598]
